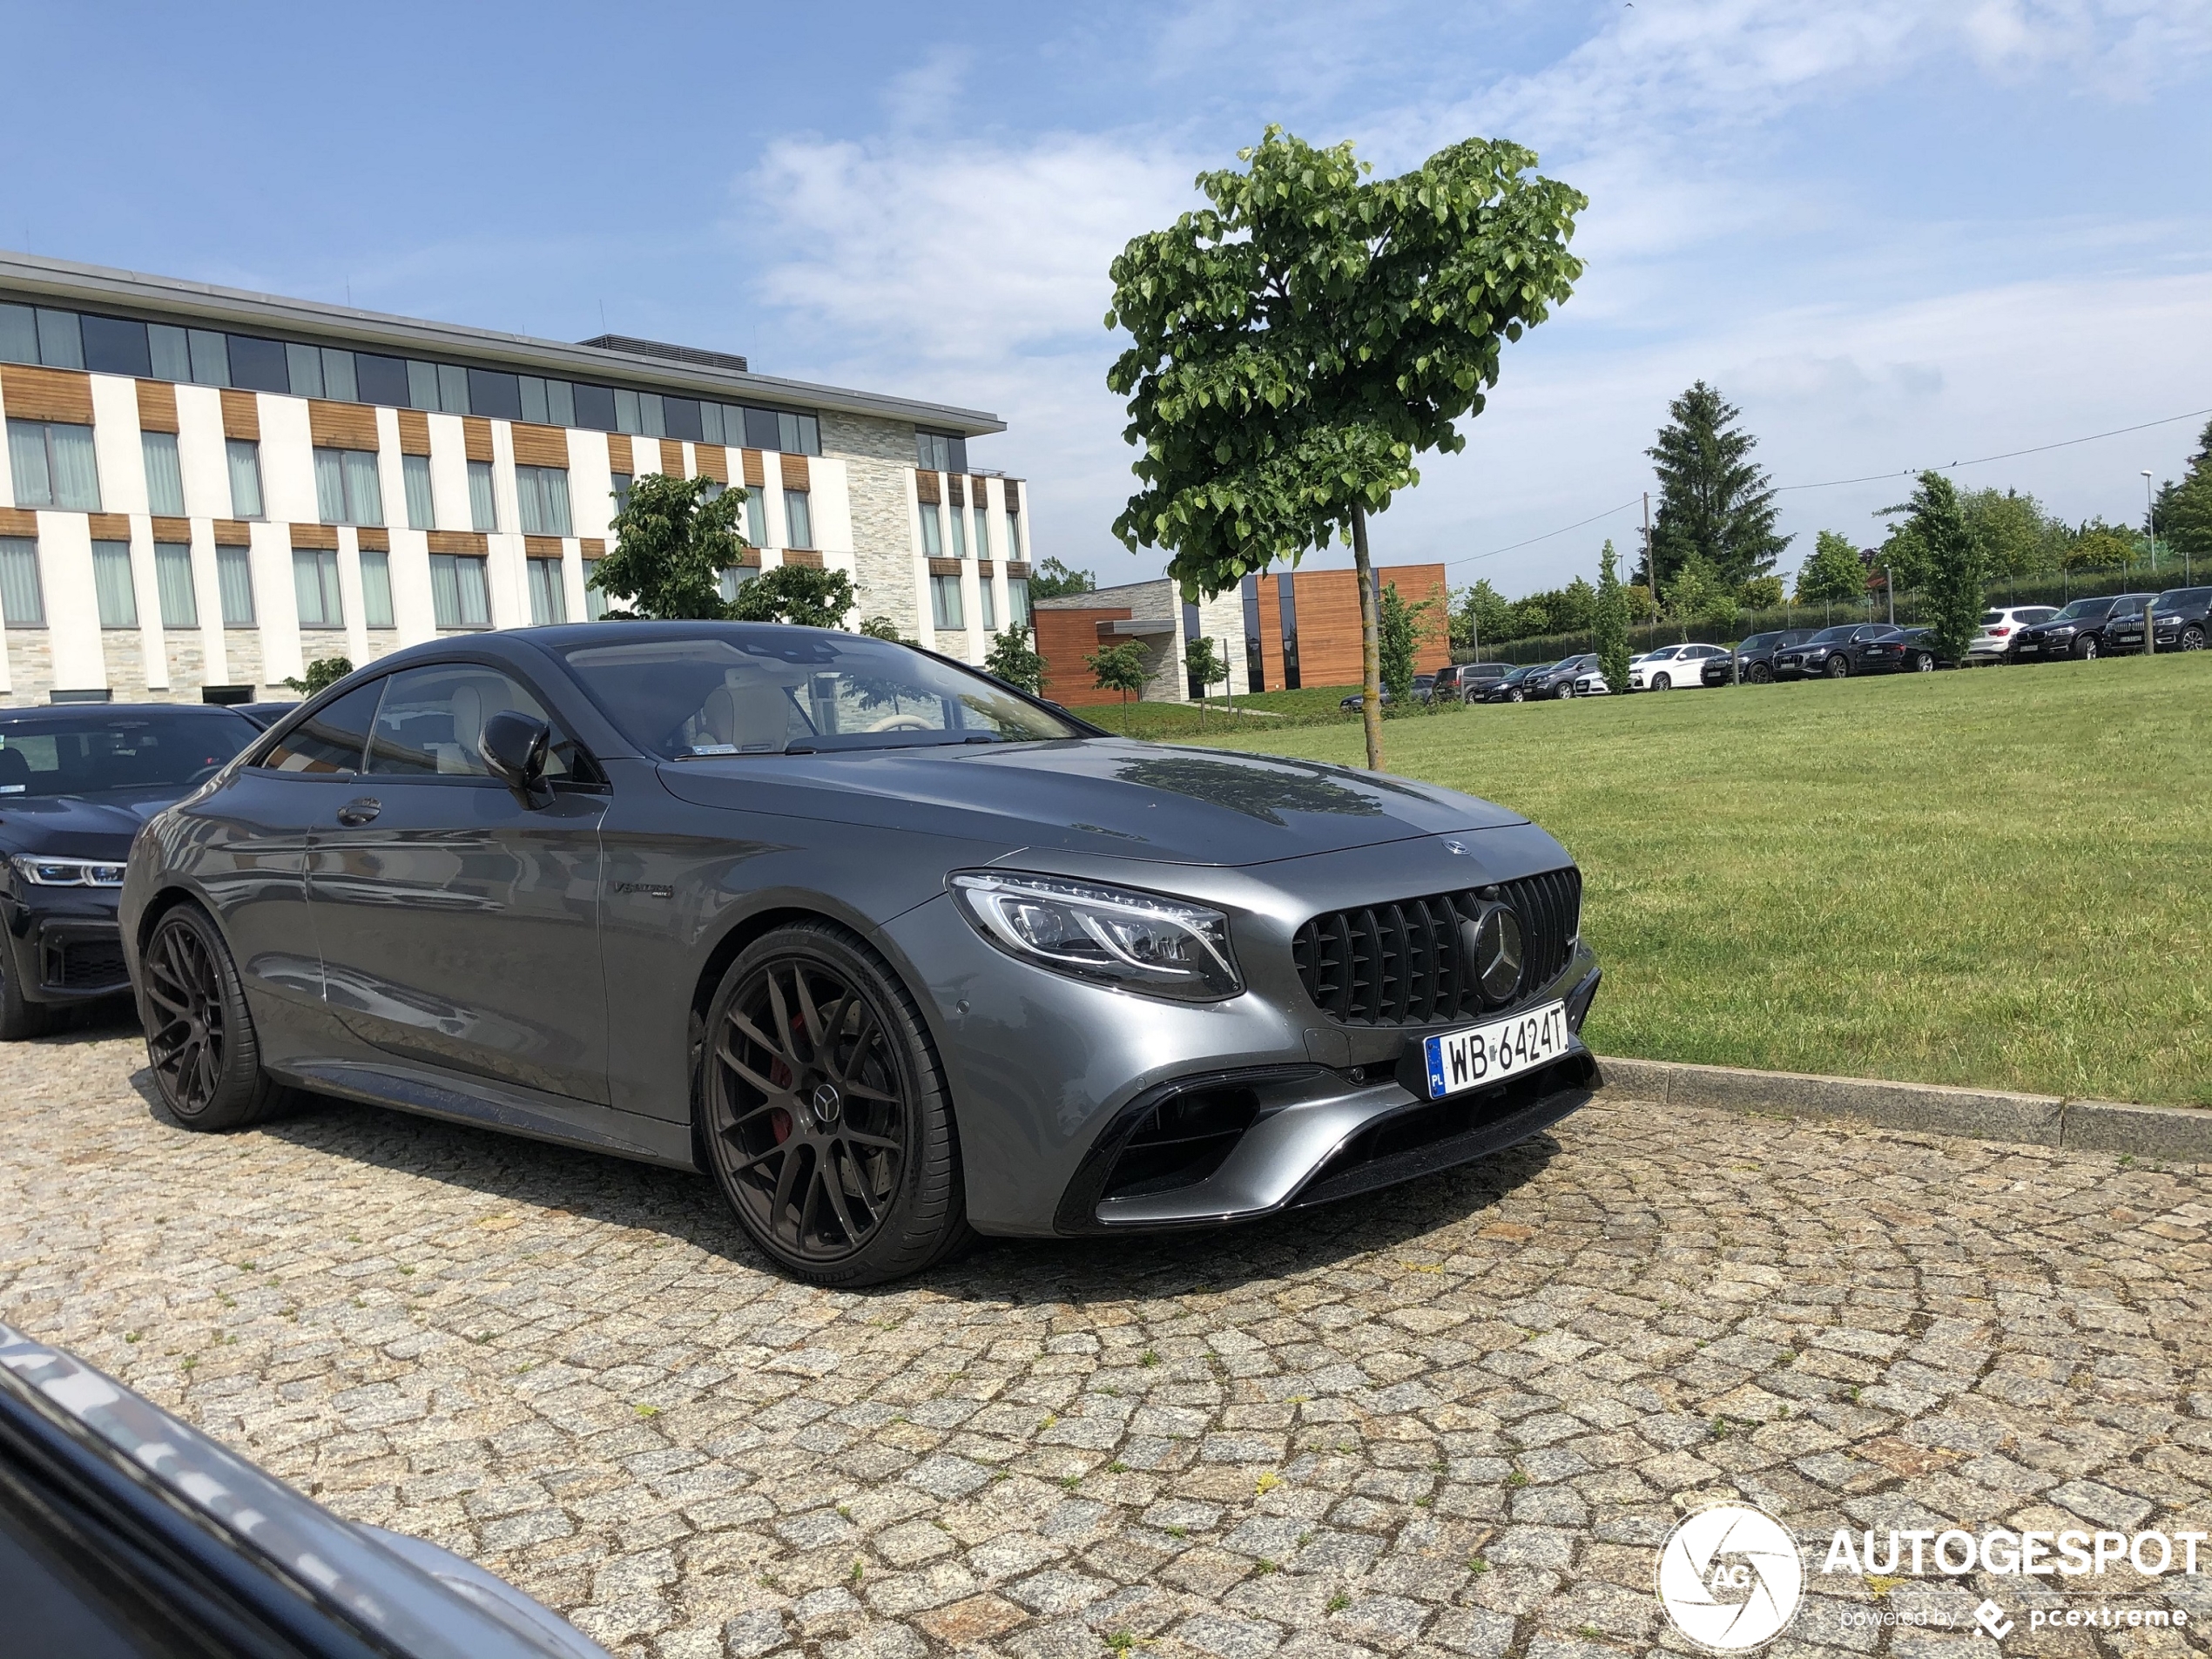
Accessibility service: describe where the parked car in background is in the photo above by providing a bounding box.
[1629,642,1729,691]
[1966,606,2057,664]
[232,700,300,729]
[1431,662,1511,703]
[1709,629,1817,685]
[1337,681,1426,711]
[2008,595,2157,662]
[1572,664,1615,695]
[1775,624,1902,679]
[1,704,260,1039]
[0,1323,611,1659]
[2106,588,2211,653]
[1524,654,1602,699]
[1476,663,1555,703]
[1892,628,1956,671]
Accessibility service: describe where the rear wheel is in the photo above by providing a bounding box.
[1825,656,1850,679]
[1914,652,1935,672]
[701,922,970,1286]
[140,904,284,1130]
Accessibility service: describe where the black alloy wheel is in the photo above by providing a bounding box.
[2075,635,2099,660]
[140,905,283,1129]
[1824,655,1850,678]
[2181,626,2205,651]
[703,922,969,1285]
[1750,662,1773,684]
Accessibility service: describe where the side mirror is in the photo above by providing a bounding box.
[481,711,554,807]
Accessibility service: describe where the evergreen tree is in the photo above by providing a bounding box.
[1559,576,1598,632]
[1375,581,1436,705]
[1642,381,1791,591]
[2160,418,2212,572]
[1594,540,1630,694]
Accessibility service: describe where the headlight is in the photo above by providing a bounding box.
[949,871,1242,1001]
[10,854,127,887]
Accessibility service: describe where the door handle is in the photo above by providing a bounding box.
[336,798,381,826]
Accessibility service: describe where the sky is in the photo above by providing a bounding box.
[4,0,2209,598]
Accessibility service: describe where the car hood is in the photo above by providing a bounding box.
[656,738,1526,866]
[0,787,178,859]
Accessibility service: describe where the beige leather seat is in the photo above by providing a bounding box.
[439,682,488,773]
[698,680,792,750]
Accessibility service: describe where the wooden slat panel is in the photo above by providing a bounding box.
[0,365,94,425]
[212,519,253,546]
[1003,480,1022,514]
[970,475,991,503]
[978,561,996,578]
[740,448,765,488]
[914,469,940,504]
[948,475,966,507]
[781,549,823,569]
[151,516,191,543]
[396,408,431,455]
[87,513,132,541]
[580,538,606,556]
[645,439,680,477]
[523,536,563,560]
[355,528,389,552]
[1034,606,1134,705]
[511,424,570,469]
[309,400,379,450]
[290,523,339,550]
[462,416,493,462]
[606,434,632,475]
[426,530,488,555]
[694,445,728,483]
[0,507,37,536]
[927,557,962,577]
[135,380,179,433]
[1004,561,1032,578]
[219,389,260,440]
[736,548,762,569]
[779,453,810,493]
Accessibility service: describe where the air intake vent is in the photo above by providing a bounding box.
[577,334,749,374]
[1291,867,1581,1028]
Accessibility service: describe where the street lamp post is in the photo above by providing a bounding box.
[2143,470,2158,577]
[1884,565,1894,626]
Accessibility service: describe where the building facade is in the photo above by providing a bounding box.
[0,252,1033,705]
[1033,578,1247,706]
[1241,564,1450,691]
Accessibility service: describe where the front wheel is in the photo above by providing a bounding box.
[139,904,285,1129]
[1553,682,1574,701]
[1652,673,1672,691]
[700,922,970,1286]
[2181,625,2205,651]
[1749,663,1773,685]
[1825,656,1850,679]
[2075,635,2099,661]
[1506,688,1523,703]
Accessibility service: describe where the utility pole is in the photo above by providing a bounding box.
[2142,471,2158,577]
[1885,566,1894,626]
[1642,492,1656,634]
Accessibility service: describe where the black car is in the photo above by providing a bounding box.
[1429,662,1510,703]
[2107,587,2210,653]
[233,700,301,730]
[1891,628,1956,671]
[1706,629,1817,685]
[2008,594,2157,662]
[1522,653,1600,700]
[1475,662,1555,703]
[1,704,259,1038]
[1774,624,1903,679]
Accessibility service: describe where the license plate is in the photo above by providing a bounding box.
[1422,1001,1569,1099]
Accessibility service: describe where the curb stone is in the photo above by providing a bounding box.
[1596,1055,2212,1163]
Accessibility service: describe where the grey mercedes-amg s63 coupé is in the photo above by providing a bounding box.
[122,624,1601,1285]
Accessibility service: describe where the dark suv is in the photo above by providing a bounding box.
[1523,653,1601,700]
[1431,662,1512,703]
[1775,624,1901,679]
[1709,628,1817,685]
[2009,594,2157,661]
[2107,587,2210,654]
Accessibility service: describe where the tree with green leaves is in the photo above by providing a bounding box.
[1375,581,1437,707]
[1957,487,2059,597]
[1085,639,1150,706]
[1452,578,1511,654]
[283,656,353,695]
[1106,125,1585,771]
[727,564,855,628]
[1594,540,1630,695]
[592,473,750,619]
[2065,523,2134,574]
[1739,576,1784,610]
[985,625,1046,694]
[1183,633,1227,723]
[1794,529,1867,614]
[2156,419,2212,574]
[1642,382,1791,592]
[1028,556,1096,601]
[1664,554,1735,638]
[859,616,905,642]
[1898,472,1981,661]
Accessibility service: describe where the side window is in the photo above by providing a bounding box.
[259,681,384,775]
[363,664,582,780]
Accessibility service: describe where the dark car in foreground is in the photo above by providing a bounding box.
[2008,594,2157,662]
[123,624,1602,1285]
[1,704,259,1038]
[1707,629,1817,685]
[0,1322,609,1659]
[2107,587,2210,653]
[1775,624,1904,679]
[1475,662,1555,703]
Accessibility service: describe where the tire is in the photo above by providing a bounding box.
[2074,635,2099,661]
[700,921,971,1286]
[1749,663,1773,685]
[138,903,285,1130]
[0,933,53,1042]
[1553,682,1574,700]
[1914,652,1935,672]
[1825,656,1850,679]
[2182,626,2205,651]
[1652,673,1671,691]
[1506,688,1523,703]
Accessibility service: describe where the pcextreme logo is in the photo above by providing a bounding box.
[1656,1504,1804,1651]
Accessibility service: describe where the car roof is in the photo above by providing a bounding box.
[0,702,253,725]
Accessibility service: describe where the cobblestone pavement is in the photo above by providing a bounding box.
[3,1026,2209,1659]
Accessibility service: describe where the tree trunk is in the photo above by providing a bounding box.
[1352,502,1384,772]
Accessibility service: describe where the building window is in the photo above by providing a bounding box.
[527,556,568,625]
[915,431,966,471]
[430,553,491,629]
[519,376,577,427]
[293,548,342,629]
[402,454,435,529]
[360,550,395,628]
[979,577,996,631]
[1005,507,1022,561]
[743,488,766,548]
[744,408,820,455]
[142,432,186,516]
[0,537,44,625]
[83,315,152,376]
[217,545,255,625]
[918,502,942,557]
[1008,577,1032,628]
[718,567,752,606]
[226,439,264,519]
[467,369,523,421]
[930,573,964,631]
[784,489,813,550]
[1241,575,1265,693]
[610,472,633,517]
[583,558,610,621]
[155,543,197,628]
[286,343,360,402]
[948,503,967,559]
[7,420,102,510]
[972,509,990,561]
[314,447,384,527]
[91,542,138,629]
[516,466,573,536]
[468,460,497,532]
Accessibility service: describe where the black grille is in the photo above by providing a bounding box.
[1291,867,1581,1027]
[49,936,129,991]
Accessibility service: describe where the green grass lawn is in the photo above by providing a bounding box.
[1170,654,2212,1106]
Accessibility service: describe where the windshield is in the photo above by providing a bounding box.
[1737,634,1776,651]
[555,626,1088,759]
[1506,663,1550,681]
[2049,600,2107,621]
[0,711,256,798]
[1809,626,1858,644]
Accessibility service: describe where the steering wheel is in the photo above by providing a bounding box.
[865,712,936,733]
[185,762,226,786]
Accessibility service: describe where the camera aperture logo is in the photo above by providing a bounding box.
[1656,1503,1805,1651]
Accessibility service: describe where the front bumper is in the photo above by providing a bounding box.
[3,899,130,1003]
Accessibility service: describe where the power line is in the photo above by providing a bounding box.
[1444,496,1642,570]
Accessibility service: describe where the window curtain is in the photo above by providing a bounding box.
[540,469,572,536]
[46,422,101,510]
[785,490,813,550]
[226,440,263,518]
[402,455,435,529]
[583,559,610,621]
[343,450,383,527]
[359,550,395,628]
[314,448,347,523]
[216,545,255,624]
[455,555,490,627]
[429,554,462,628]
[293,549,341,628]
[1005,511,1022,560]
[528,557,567,624]
[431,554,489,628]
[6,420,50,506]
[1008,577,1031,627]
[980,579,996,631]
[948,504,967,559]
[743,490,765,548]
[718,567,750,605]
[918,502,941,557]
[517,469,547,536]
[91,542,138,628]
[0,537,46,625]
[931,574,963,631]
[143,432,186,516]
[155,543,198,628]
[468,462,496,532]
[972,509,991,561]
